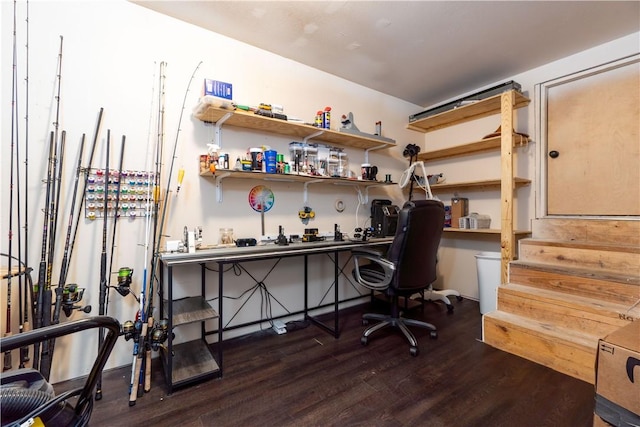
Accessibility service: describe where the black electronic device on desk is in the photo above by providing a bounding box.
[371,199,399,238]
[236,238,257,247]
[302,228,325,243]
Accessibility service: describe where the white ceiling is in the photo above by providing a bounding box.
[135,1,640,108]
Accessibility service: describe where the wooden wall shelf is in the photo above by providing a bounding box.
[443,228,531,236]
[429,178,531,193]
[407,90,530,133]
[193,104,396,151]
[199,169,390,187]
[200,169,393,204]
[417,133,529,162]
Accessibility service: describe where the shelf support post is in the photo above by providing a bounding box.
[500,91,515,284]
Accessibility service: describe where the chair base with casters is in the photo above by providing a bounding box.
[413,286,463,313]
[0,316,121,427]
[361,294,437,357]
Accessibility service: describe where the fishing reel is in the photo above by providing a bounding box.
[61,284,91,317]
[122,317,145,342]
[122,319,137,341]
[121,317,169,349]
[115,267,134,297]
[149,318,169,351]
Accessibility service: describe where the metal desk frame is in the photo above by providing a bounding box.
[159,238,391,393]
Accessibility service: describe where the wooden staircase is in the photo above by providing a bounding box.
[482,218,640,384]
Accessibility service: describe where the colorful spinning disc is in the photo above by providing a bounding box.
[248,185,274,213]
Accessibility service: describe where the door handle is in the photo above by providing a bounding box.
[549,150,559,158]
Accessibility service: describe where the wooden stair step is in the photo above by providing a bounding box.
[482,310,600,384]
[509,261,640,306]
[518,238,640,276]
[497,283,638,335]
[531,218,640,247]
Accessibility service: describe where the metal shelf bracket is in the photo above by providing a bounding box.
[215,171,231,203]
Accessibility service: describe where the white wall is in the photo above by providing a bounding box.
[1,0,637,383]
[0,0,422,383]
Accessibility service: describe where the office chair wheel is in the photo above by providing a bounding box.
[410,346,419,357]
[361,336,369,346]
[430,331,438,339]
[446,304,454,313]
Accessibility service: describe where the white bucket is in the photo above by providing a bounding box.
[475,251,501,314]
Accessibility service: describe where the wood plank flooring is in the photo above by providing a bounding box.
[56,298,596,426]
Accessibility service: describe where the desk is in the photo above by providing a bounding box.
[158,238,392,393]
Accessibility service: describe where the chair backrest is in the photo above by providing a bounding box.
[385,199,445,292]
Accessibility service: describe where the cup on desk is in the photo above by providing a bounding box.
[361,164,378,181]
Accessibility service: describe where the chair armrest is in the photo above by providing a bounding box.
[352,250,396,290]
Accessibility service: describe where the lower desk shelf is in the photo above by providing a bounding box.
[161,339,220,389]
[162,296,220,391]
[164,296,218,326]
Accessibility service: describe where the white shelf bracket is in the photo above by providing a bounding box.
[215,171,231,203]
[364,144,389,164]
[302,179,323,205]
[213,112,232,148]
[355,186,367,205]
[363,183,387,205]
[303,130,324,144]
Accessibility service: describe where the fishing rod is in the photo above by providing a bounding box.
[68,108,103,266]
[148,61,167,315]
[105,135,125,317]
[38,34,64,379]
[129,61,166,404]
[129,61,163,404]
[149,61,201,326]
[146,61,201,395]
[136,62,201,399]
[33,131,55,371]
[39,130,65,380]
[95,130,110,401]
[55,135,84,292]
[143,61,167,395]
[20,0,31,369]
[15,0,27,369]
[5,0,19,371]
[48,136,86,369]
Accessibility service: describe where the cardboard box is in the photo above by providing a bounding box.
[450,198,468,228]
[204,79,233,100]
[593,413,612,427]
[594,321,640,425]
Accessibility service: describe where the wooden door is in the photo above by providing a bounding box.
[544,56,639,216]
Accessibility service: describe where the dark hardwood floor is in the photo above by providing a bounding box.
[57,298,595,426]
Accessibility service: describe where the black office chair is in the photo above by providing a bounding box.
[1,316,121,427]
[352,199,445,356]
